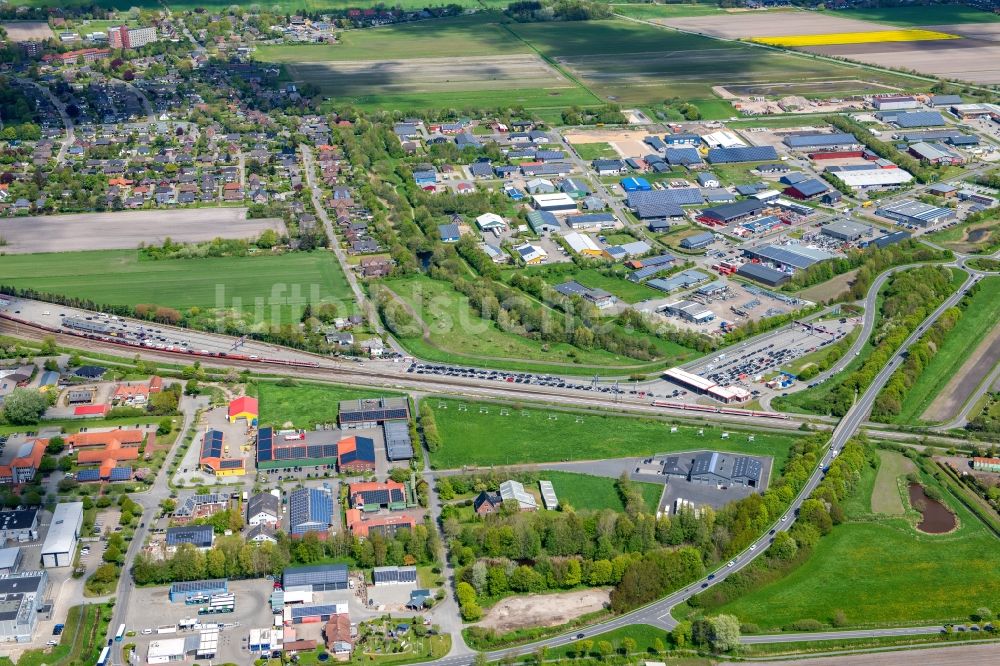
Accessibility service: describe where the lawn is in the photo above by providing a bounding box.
[382,275,697,375]
[252,381,404,429]
[542,471,663,513]
[0,415,162,437]
[256,14,525,62]
[0,249,355,325]
[928,216,1000,255]
[895,276,1000,424]
[823,5,1000,26]
[427,397,798,469]
[16,604,109,666]
[716,452,1000,630]
[573,142,619,160]
[868,449,915,516]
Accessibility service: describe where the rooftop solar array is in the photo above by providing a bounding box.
[256,427,274,462]
[108,467,132,481]
[665,147,702,165]
[289,488,332,535]
[339,397,410,425]
[340,437,376,465]
[783,133,858,149]
[170,580,228,594]
[892,111,945,128]
[76,469,101,482]
[283,564,348,588]
[707,146,778,163]
[219,459,243,470]
[201,430,223,460]
[290,604,344,620]
[626,190,696,219]
[356,487,405,505]
[373,566,417,584]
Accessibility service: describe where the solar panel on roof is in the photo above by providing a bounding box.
[290,604,343,619]
[109,467,132,481]
[256,428,273,462]
[76,469,101,482]
[219,459,243,469]
[202,430,223,459]
[707,146,779,163]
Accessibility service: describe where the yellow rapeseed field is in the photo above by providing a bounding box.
[752,29,959,47]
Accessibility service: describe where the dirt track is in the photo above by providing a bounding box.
[477,589,610,633]
[0,208,285,253]
[922,324,1000,422]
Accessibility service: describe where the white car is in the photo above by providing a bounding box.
[47,640,58,646]
[727,560,736,567]
[141,628,153,635]
[781,515,788,522]
[749,544,757,551]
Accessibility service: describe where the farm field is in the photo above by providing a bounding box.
[610,3,728,20]
[821,6,1000,27]
[0,250,355,325]
[427,397,797,469]
[284,54,573,96]
[752,29,959,48]
[256,14,525,62]
[892,276,1000,424]
[381,275,695,375]
[716,451,1000,630]
[656,11,902,39]
[252,381,404,429]
[542,471,663,513]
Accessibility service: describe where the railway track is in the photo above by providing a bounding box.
[0,315,809,432]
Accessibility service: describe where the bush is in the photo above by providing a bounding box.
[788,619,825,632]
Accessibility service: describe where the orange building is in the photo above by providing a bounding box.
[0,439,46,485]
[345,509,415,539]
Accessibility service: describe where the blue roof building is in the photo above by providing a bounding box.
[438,223,460,243]
[621,176,651,192]
[288,488,333,537]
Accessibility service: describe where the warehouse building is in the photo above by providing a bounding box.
[743,243,833,270]
[783,178,830,200]
[289,487,334,538]
[822,220,871,242]
[0,510,38,542]
[690,452,762,487]
[861,230,911,249]
[782,132,859,150]
[0,548,21,575]
[877,199,956,227]
[827,167,913,189]
[199,429,245,477]
[563,231,604,257]
[648,270,710,294]
[384,421,414,461]
[554,281,617,309]
[147,637,189,664]
[872,95,919,111]
[40,502,83,568]
[564,213,618,230]
[531,193,578,213]
[283,564,349,592]
[169,579,228,603]
[878,110,946,128]
[680,231,715,250]
[0,571,47,642]
[736,263,791,287]
[373,566,417,586]
[698,199,766,226]
[661,300,715,324]
[527,210,560,234]
[339,397,410,429]
[255,427,339,470]
[707,146,779,163]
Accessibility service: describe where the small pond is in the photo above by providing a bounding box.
[908,483,956,534]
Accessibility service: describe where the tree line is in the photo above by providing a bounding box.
[132,522,440,586]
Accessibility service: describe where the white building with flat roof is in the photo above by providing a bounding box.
[40,502,83,568]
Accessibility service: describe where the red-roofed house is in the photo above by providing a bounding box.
[323,614,352,660]
[345,509,415,539]
[66,430,144,451]
[228,396,259,424]
[348,480,406,510]
[0,439,47,485]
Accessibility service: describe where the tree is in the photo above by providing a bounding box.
[184,378,200,396]
[621,637,636,655]
[975,607,994,622]
[576,640,593,658]
[652,637,666,655]
[104,545,122,563]
[597,641,613,660]
[769,531,798,560]
[2,388,47,425]
[671,620,692,648]
[46,436,66,454]
[707,615,741,653]
[157,418,173,436]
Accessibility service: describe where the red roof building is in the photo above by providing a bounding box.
[74,404,109,417]
[228,396,259,424]
[345,509,415,539]
[0,439,47,485]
